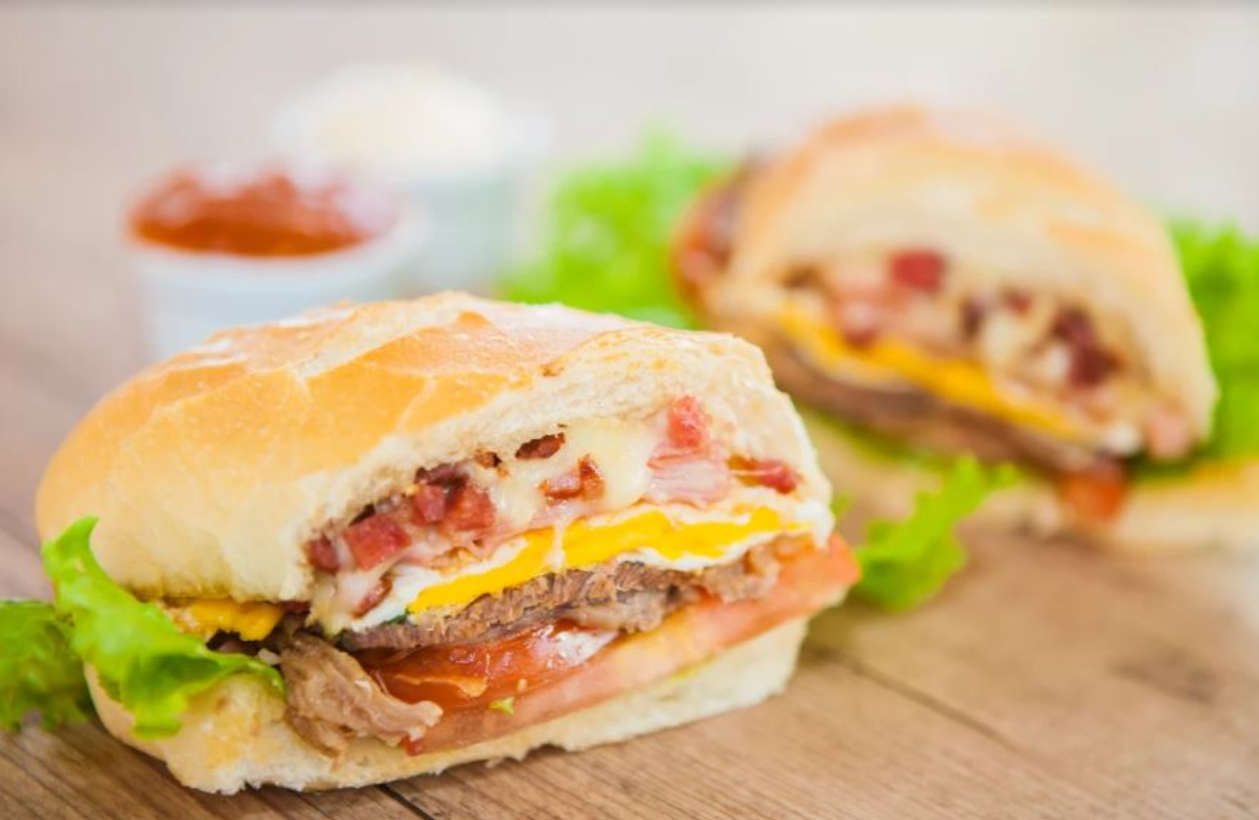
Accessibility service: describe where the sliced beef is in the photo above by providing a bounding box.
[767,340,1114,476]
[340,543,786,652]
[280,632,441,755]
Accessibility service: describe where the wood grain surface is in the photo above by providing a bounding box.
[2,6,1258,819]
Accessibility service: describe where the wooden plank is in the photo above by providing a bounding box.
[0,721,432,820]
[806,532,1259,818]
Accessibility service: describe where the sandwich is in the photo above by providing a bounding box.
[25,293,855,792]
[673,105,1250,551]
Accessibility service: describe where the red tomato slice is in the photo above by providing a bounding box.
[372,537,857,755]
[1059,464,1129,522]
[361,621,617,713]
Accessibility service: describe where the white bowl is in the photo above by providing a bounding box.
[132,209,421,361]
[269,63,546,294]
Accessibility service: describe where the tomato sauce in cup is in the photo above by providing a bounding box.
[129,163,399,257]
[128,161,419,361]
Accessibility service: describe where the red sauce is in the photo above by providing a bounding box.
[129,163,398,257]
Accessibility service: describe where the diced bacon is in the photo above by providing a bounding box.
[344,515,410,571]
[516,433,565,460]
[1003,289,1032,314]
[442,483,496,534]
[1069,347,1118,388]
[960,298,985,340]
[888,249,946,293]
[354,576,393,617]
[474,452,502,469]
[410,484,448,526]
[1050,307,1118,388]
[1146,405,1194,460]
[417,463,462,486]
[664,396,709,453]
[541,456,605,501]
[646,454,732,505]
[732,458,799,494]
[306,536,341,573]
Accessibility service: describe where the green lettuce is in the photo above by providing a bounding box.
[4,518,282,738]
[852,458,1015,612]
[0,600,93,731]
[1170,222,1259,462]
[499,132,730,328]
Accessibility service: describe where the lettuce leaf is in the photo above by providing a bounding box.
[499,132,729,328]
[852,458,1014,612]
[12,518,284,739]
[1170,222,1259,461]
[0,600,93,731]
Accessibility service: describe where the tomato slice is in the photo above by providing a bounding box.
[364,537,857,756]
[1059,463,1129,522]
[361,622,617,714]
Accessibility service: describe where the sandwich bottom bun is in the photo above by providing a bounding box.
[89,618,809,794]
[804,413,1259,554]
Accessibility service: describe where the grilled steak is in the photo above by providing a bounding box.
[340,543,784,652]
[768,340,1115,476]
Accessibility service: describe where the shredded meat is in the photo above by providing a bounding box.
[280,632,441,755]
[339,543,784,652]
[768,340,1114,475]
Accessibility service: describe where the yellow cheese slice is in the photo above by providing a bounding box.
[408,506,799,614]
[169,599,286,641]
[778,303,1082,439]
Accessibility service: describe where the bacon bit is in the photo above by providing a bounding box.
[410,483,449,526]
[1003,289,1032,314]
[474,452,501,469]
[731,457,800,494]
[1059,463,1129,521]
[542,456,605,501]
[343,515,410,571]
[305,536,341,573]
[402,736,425,756]
[516,433,565,460]
[783,266,819,290]
[888,249,947,293]
[442,482,496,533]
[1051,308,1118,388]
[354,576,393,617]
[960,298,985,340]
[417,463,462,486]
[665,396,710,452]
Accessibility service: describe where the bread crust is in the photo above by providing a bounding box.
[36,293,829,602]
[89,617,808,793]
[693,105,1216,441]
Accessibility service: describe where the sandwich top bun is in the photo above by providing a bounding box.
[36,293,827,603]
[713,105,1216,442]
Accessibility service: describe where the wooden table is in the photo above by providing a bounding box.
[3,6,1259,818]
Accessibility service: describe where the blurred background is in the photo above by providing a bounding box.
[2,2,1257,395]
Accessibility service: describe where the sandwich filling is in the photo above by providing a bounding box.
[162,396,847,756]
[678,174,1199,519]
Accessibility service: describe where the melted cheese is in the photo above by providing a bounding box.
[779,303,1082,439]
[408,506,800,614]
[470,417,660,532]
[168,599,286,641]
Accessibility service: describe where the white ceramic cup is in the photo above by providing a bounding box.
[131,209,421,362]
[269,63,546,295]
